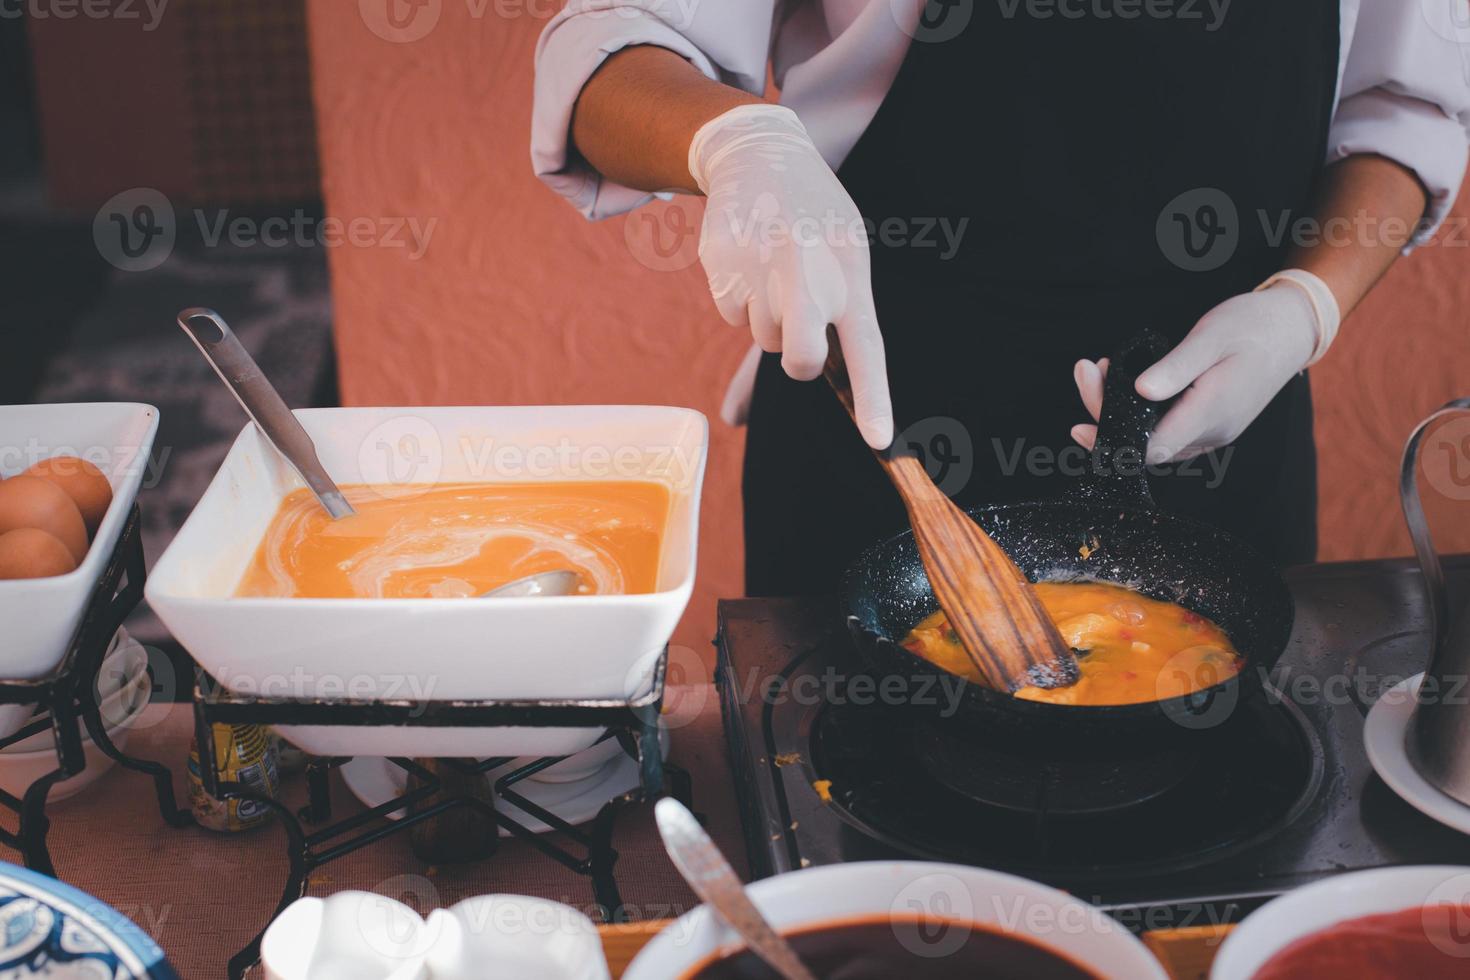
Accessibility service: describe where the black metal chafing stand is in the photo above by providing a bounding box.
[0,505,192,873]
[192,648,691,980]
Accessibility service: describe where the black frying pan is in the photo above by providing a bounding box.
[842,333,1295,748]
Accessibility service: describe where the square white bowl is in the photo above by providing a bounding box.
[0,403,159,680]
[145,406,707,757]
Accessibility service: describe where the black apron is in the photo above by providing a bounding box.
[744,0,1338,596]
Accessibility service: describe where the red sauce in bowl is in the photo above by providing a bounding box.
[1255,904,1470,979]
[680,913,1101,979]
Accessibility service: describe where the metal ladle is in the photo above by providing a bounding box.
[178,307,355,520]
[655,798,817,980]
[180,307,584,601]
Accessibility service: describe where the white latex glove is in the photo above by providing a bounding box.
[689,104,893,449]
[720,342,764,428]
[1071,272,1339,463]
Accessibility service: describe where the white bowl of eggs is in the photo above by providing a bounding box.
[0,403,159,694]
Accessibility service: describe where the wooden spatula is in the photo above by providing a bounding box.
[823,329,1078,692]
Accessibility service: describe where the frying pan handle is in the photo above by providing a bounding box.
[1070,330,1173,509]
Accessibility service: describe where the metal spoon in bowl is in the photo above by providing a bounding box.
[177,307,356,520]
[655,798,817,980]
[480,570,580,598]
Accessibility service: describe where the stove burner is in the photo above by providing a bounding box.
[912,722,1195,816]
[808,692,1322,881]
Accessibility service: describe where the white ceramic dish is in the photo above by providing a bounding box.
[0,681,149,802]
[623,861,1167,980]
[0,403,159,680]
[1364,672,1470,835]
[146,406,707,758]
[262,892,608,980]
[1211,864,1470,978]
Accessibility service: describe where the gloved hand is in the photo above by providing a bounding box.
[689,104,893,449]
[1071,270,1340,462]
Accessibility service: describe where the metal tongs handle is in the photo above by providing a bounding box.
[177,307,355,520]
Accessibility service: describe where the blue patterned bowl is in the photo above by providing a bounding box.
[0,861,176,979]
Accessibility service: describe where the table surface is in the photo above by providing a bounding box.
[28,687,743,979]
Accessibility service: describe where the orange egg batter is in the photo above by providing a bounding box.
[234,481,671,599]
[901,581,1243,706]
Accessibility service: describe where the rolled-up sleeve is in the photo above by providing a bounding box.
[532,1,777,220]
[1332,0,1470,245]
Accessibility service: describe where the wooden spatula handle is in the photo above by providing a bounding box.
[822,327,1076,691]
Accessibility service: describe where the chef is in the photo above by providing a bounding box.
[532,1,1470,595]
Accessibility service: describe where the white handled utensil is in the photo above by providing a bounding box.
[177,307,356,521]
[655,798,817,980]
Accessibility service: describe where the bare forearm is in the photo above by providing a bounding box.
[1289,154,1430,316]
[571,45,760,194]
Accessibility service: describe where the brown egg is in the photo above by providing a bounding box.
[0,528,78,579]
[22,456,113,535]
[0,476,89,563]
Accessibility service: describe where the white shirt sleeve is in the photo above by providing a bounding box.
[1333,0,1470,245]
[531,1,777,220]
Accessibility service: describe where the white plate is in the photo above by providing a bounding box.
[1364,672,1470,835]
[1211,864,1470,978]
[624,861,1167,980]
[146,405,706,758]
[0,403,159,679]
[340,728,670,835]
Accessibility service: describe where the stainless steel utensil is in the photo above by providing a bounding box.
[1400,397,1470,805]
[177,307,355,520]
[481,570,580,598]
[654,798,817,980]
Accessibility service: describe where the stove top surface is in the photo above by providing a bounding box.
[716,556,1470,929]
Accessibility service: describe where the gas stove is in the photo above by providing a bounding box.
[715,556,1470,931]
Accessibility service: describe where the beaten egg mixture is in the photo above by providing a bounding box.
[235,481,671,599]
[902,581,1243,705]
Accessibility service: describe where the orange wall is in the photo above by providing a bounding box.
[306,3,1470,657]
